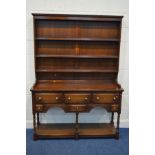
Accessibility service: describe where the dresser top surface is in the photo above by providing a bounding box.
[31,80,123,92]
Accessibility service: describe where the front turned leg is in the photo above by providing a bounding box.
[33,113,36,131]
[37,112,40,125]
[110,112,114,124]
[33,113,38,140]
[115,112,120,140]
[75,112,79,140]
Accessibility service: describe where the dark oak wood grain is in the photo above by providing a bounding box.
[31,14,124,140]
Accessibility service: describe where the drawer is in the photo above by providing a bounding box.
[64,93,91,104]
[93,93,120,104]
[111,104,120,112]
[34,93,63,104]
[65,105,89,112]
[35,104,44,112]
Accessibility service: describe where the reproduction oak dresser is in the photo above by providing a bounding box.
[30,13,124,140]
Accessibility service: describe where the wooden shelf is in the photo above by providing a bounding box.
[35,123,116,138]
[35,37,120,42]
[36,55,119,59]
[36,69,118,73]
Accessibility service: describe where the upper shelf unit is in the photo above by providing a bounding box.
[33,14,123,81]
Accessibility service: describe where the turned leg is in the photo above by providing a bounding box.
[33,113,36,130]
[37,112,40,125]
[33,113,38,141]
[75,112,79,140]
[110,112,114,124]
[115,112,120,139]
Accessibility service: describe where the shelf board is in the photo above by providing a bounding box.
[35,37,120,42]
[36,55,118,59]
[36,69,118,73]
[35,123,116,138]
[33,13,123,22]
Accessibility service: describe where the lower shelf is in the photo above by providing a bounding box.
[34,123,117,139]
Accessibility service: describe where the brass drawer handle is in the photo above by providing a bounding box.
[68,97,71,100]
[96,96,100,100]
[36,105,42,110]
[38,97,42,101]
[84,97,88,100]
[37,106,41,110]
[55,96,59,101]
[113,96,118,101]
[76,107,78,110]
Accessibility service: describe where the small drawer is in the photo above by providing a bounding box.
[65,105,89,112]
[93,93,120,104]
[111,104,120,112]
[64,93,91,104]
[34,93,63,104]
[35,104,44,112]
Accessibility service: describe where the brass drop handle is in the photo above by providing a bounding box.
[113,97,117,100]
[84,97,88,100]
[68,97,71,100]
[37,106,41,110]
[55,96,59,101]
[76,107,78,110]
[96,96,100,100]
[38,97,42,101]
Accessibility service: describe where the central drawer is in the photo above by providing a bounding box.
[64,93,91,104]
[34,93,63,104]
[65,105,89,112]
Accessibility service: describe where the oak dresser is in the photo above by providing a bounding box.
[30,14,124,140]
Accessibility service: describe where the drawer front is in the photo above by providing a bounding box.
[93,93,120,104]
[65,105,89,112]
[34,93,63,104]
[35,104,44,112]
[111,104,120,112]
[64,93,91,104]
